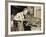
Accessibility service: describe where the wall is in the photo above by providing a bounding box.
[34,6,41,18]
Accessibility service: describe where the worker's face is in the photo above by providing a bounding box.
[23,8,28,15]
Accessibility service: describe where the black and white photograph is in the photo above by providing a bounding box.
[8,2,44,35]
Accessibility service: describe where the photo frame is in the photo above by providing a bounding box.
[8,1,45,35]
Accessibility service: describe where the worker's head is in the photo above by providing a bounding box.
[27,6,34,15]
